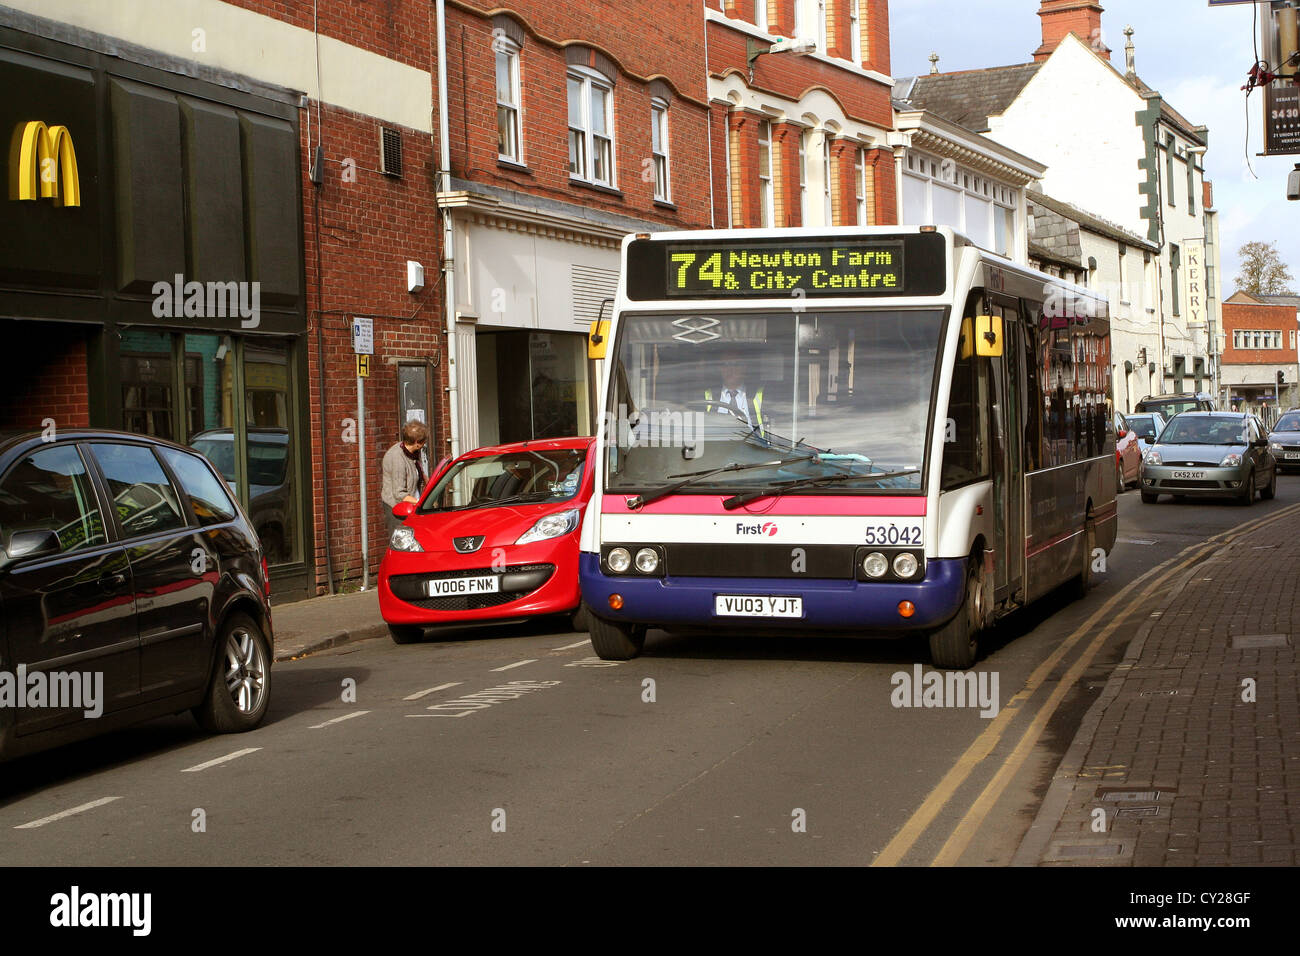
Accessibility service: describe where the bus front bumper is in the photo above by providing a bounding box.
[578,553,966,633]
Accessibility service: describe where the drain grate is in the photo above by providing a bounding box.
[1115,806,1161,819]
[1050,843,1126,858]
[1231,633,1291,649]
[1098,790,1165,803]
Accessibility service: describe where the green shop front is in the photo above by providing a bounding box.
[0,24,314,600]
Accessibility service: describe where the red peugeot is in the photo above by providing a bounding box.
[378,437,595,643]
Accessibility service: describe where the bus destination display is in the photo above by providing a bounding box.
[667,241,904,297]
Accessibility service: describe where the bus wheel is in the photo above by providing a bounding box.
[928,558,983,670]
[587,606,646,660]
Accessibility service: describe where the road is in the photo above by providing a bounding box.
[2,479,1294,865]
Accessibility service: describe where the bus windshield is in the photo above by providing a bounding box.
[606,309,944,494]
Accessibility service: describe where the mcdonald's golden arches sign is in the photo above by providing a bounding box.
[8,120,80,207]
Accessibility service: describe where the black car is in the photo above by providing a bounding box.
[1133,392,1216,421]
[0,429,272,761]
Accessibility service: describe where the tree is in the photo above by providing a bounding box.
[1234,240,1295,296]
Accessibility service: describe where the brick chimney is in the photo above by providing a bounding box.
[1035,0,1110,62]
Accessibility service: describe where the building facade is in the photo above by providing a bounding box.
[706,0,897,231]
[436,1,713,456]
[1222,293,1300,421]
[1,0,441,599]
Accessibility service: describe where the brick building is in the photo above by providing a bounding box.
[0,0,440,599]
[436,0,713,456]
[1221,292,1300,421]
[706,0,897,230]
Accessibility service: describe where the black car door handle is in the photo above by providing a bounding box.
[99,571,128,590]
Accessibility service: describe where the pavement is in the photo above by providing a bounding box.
[268,502,1300,866]
[270,588,388,661]
[1014,500,1300,866]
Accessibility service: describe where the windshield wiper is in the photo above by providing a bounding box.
[627,455,815,510]
[721,469,920,510]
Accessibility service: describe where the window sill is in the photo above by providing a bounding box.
[498,158,533,174]
[653,198,677,211]
[570,177,623,199]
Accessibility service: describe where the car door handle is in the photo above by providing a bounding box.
[99,571,128,591]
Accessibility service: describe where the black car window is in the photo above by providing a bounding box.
[0,444,107,555]
[88,443,189,538]
[159,447,237,526]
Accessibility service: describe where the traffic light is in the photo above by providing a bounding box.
[1279,370,1286,387]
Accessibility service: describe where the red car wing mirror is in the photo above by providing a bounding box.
[392,501,416,519]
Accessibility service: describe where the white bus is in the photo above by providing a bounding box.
[580,226,1116,668]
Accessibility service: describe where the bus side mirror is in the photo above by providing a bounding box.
[975,315,1003,358]
[588,320,610,360]
[959,316,973,359]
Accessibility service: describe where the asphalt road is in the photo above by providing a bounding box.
[2,478,1294,866]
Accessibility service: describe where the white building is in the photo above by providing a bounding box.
[899,2,1222,403]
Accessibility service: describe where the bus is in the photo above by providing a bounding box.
[578,226,1116,668]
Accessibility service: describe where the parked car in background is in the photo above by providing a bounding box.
[1267,411,1300,474]
[190,427,291,563]
[1133,392,1215,421]
[0,429,272,762]
[1114,411,1141,490]
[379,437,596,643]
[1140,412,1277,505]
[1124,411,1167,458]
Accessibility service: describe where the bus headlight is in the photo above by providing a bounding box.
[892,552,920,578]
[607,547,632,573]
[863,552,889,578]
[634,548,660,573]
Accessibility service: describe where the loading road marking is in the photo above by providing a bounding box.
[491,659,537,672]
[309,710,370,729]
[405,680,561,719]
[15,796,121,829]
[872,501,1300,867]
[181,747,262,773]
[403,682,462,701]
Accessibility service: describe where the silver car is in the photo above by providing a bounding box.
[1140,412,1277,505]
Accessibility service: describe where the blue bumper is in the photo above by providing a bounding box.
[578,553,966,633]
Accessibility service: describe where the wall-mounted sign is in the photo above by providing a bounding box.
[1266,83,1300,155]
[1183,239,1207,329]
[8,121,80,206]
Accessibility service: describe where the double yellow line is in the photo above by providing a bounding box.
[872,501,1300,867]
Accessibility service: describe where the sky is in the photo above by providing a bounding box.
[890,0,1295,294]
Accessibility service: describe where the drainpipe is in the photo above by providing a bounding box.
[436,0,462,459]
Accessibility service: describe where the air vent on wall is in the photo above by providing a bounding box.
[380,126,403,177]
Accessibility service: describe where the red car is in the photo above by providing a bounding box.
[378,437,595,643]
[1115,411,1141,491]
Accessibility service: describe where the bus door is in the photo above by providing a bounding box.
[987,294,1025,604]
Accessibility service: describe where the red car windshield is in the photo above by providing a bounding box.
[419,448,586,513]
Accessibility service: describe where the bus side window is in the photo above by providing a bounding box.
[1021,304,1043,472]
[941,322,991,490]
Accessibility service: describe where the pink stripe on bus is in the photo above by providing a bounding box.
[601,495,927,516]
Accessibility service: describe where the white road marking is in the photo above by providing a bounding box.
[181,747,262,773]
[15,796,121,829]
[309,710,371,729]
[491,659,537,672]
[551,640,590,651]
[403,682,462,701]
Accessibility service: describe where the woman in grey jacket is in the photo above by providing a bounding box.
[381,420,430,538]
